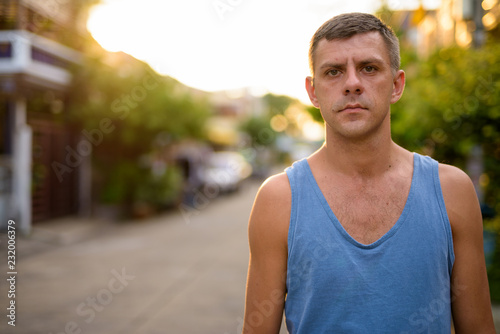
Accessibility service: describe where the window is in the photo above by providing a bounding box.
[31,46,70,69]
[0,42,12,58]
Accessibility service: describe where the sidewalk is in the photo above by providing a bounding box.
[16,216,117,260]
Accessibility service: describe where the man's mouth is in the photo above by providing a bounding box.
[339,104,366,112]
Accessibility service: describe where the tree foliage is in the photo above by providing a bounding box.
[392,42,500,210]
[240,93,297,146]
[67,52,212,211]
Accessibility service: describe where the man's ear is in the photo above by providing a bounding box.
[305,76,320,108]
[390,70,405,104]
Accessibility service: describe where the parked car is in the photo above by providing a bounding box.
[200,151,252,193]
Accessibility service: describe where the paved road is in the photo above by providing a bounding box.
[1,179,499,333]
[0,180,289,334]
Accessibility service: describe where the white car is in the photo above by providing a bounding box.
[201,151,252,193]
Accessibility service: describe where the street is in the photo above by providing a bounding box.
[1,179,499,333]
[0,180,288,334]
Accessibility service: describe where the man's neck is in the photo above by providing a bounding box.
[318,127,401,179]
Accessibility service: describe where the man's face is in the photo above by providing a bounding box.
[306,31,405,141]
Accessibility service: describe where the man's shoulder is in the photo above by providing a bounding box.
[438,162,481,230]
[248,172,291,247]
[438,162,474,194]
[256,172,291,205]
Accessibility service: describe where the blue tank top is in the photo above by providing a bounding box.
[284,153,455,333]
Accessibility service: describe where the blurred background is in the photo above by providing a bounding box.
[0,0,499,332]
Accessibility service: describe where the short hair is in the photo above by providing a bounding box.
[309,12,400,75]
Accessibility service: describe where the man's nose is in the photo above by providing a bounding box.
[343,67,363,95]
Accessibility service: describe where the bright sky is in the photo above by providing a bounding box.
[87,0,441,104]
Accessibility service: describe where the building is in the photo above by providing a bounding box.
[393,0,500,55]
[0,0,95,233]
[206,88,265,149]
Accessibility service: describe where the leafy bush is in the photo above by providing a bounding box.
[133,166,183,208]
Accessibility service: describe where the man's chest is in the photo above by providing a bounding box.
[321,179,411,245]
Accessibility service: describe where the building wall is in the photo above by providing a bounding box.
[410,0,499,54]
[0,0,94,231]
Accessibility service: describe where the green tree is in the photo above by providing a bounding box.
[67,52,211,214]
[392,43,500,209]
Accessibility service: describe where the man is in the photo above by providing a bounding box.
[242,12,495,333]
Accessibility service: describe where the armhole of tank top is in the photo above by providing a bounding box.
[285,166,298,272]
[432,159,456,274]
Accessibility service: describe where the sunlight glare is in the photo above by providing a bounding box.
[87,3,128,53]
[86,0,442,103]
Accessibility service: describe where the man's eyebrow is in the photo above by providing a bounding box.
[358,58,385,66]
[318,57,387,70]
[319,62,345,70]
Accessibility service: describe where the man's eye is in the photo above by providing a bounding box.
[364,66,376,73]
[326,69,339,76]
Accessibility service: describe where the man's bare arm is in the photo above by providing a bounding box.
[440,164,496,333]
[242,173,290,333]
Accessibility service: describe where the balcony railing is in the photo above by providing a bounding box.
[0,30,82,90]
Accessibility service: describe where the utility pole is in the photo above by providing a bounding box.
[472,0,486,48]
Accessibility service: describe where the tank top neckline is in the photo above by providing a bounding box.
[300,152,419,249]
